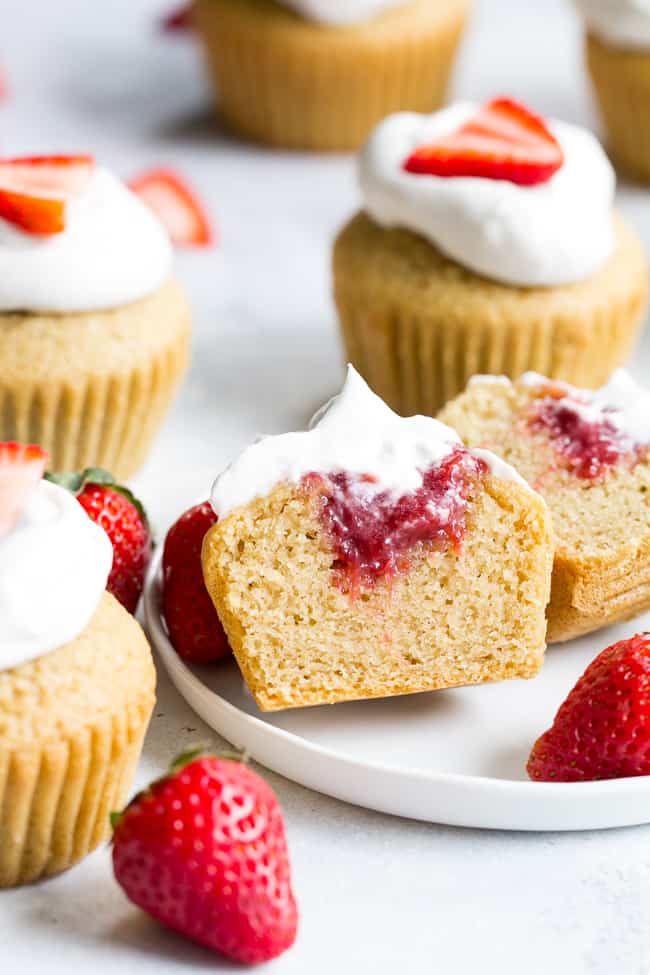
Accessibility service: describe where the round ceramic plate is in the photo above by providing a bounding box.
[144,550,650,832]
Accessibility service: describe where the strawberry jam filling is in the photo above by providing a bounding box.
[528,396,642,480]
[301,446,487,593]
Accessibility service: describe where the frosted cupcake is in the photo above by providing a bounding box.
[0,156,190,478]
[192,0,468,151]
[575,0,650,181]
[0,443,155,886]
[202,367,553,711]
[441,370,650,642]
[333,97,648,415]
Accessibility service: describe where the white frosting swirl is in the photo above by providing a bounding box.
[0,167,173,313]
[211,366,528,519]
[0,480,113,670]
[360,104,615,287]
[278,0,408,25]
[574,0,650,49]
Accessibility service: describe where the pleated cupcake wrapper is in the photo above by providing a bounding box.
[0,331,188,480]
[194,0,467,151]
[0,697,152,888]
[336,284,644,416]
[586,34,650,183]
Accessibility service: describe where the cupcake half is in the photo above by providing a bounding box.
[202,367,553,711]
[576,0,650,182]
[0,444,155,887]
[0,156,190,479]
[333,97,648,415]
[192,0,468,151]
[441,370,650,642]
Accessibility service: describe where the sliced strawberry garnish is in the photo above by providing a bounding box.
[0,155,95,235]
[0,442,48,537]
[161,3,193,31]
[403,97,564,186]
[128,168,213,248]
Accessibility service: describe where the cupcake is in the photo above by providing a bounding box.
[333,97,648,415]
[0,155,191,479]
[576,0,650,182]
[441,370,650,642]
[0,443,155,887]
[202,367,553,711]
[192,0,468,151]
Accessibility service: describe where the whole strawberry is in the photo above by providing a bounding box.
[46,468,151,614]
[112,751,298,964]
[162,502,230,663]
[528,633,650,782]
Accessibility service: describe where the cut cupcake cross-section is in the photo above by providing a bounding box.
[439,370,650,643]
[201,368,554,711]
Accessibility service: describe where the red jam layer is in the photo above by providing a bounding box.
[301,445,487,594]
[528,396,639,480]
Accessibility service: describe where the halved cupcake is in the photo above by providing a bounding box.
[201,368,553,711]
[192,0,468,151]
[0,155,190,478]
[334,97,648,415]
[440,370,650,642]
[0,443,155,886]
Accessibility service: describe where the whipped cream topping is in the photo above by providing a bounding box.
[278,0,408,25]
[360,103,615,287]
[519,369,650,444]
[574,0,650,49]
[0,167,173,313]
[211,366,528,519]
[0,480,113,671]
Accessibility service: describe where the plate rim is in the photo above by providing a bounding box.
[143,547,650,830]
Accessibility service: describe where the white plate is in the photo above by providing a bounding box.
[144,549,650,832]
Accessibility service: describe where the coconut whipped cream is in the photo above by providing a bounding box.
[518,369,650,444]
[574,0,650,49]
[278,0,408,25]
[211,366,529,519]
[360,103,615,287]
[0,167,172,313]
[0,479,113,670]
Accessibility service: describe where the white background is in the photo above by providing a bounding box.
[2,0,650,972]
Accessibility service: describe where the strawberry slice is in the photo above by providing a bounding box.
[161,3,193,31]
[0,442,48,537]
[128,168,213,248]
[403,97,564,186]
[0,155,95,235]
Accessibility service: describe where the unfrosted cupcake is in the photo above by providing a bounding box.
[0,443,155,886]
[192,0,468,151]
[0,155,190,479]
[575,0,650,181]
[333,97,648,415]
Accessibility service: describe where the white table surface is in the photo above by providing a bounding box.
[2,0,650,971]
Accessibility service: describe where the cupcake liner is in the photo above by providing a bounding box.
[0,595,155,888]
[334,213,648,416]
[193,0,468,151]
[0,279,190,479]
[586,33,650,183]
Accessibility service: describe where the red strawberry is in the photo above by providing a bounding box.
[112,750,299,964]
[528,633,650,782]
[162,502,230,663]
[0,155,95,235]
[47,467,151,614]
[0,442,48,536]
[128,168,213,248]
[162,3,193,30]
[404,97,564,186]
